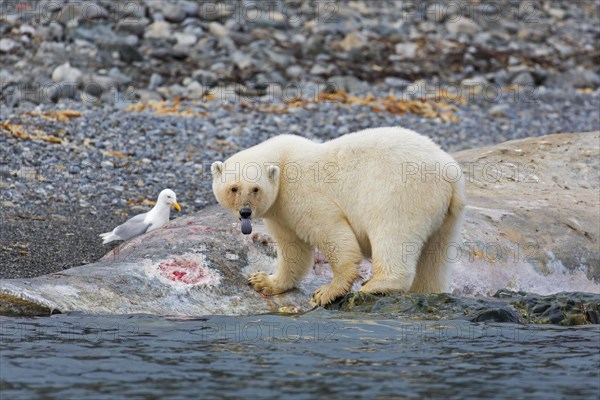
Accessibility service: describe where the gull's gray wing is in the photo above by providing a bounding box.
[113,213,152,241]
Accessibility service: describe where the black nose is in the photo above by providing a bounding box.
[239,208,252,219]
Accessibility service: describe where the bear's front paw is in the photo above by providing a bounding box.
[248,271,287,296]
[310,284,348,307]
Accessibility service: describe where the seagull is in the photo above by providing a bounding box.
[100,189,181,244]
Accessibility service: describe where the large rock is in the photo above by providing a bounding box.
[0,133,598,319]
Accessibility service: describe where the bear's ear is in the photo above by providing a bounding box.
[211,161,223,177]
[267,165,280,183]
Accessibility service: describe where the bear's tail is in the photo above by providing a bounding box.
[410,175,466,293]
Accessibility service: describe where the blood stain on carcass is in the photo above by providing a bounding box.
[158,259,207,285]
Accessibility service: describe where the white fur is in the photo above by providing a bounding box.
[212,127,466,305]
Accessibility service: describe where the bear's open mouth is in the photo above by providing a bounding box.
[239,218,252,235]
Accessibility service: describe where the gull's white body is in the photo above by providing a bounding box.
[100,189,180,244]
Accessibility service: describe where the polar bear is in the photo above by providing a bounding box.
[211,127,465,306]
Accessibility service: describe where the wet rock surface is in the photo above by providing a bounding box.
[330,289,599,326]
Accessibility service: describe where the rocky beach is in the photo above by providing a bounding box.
[1,2,599,399]
[1,0,599,281]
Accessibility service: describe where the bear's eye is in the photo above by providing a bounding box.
[252,187,259,193]
[231,187,238,193]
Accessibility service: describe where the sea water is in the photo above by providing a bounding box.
[1,310,598,399]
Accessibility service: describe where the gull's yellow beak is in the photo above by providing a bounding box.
[172,202,181,212]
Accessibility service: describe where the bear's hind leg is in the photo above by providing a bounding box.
[360,235,421,294]
[311,225,363,307]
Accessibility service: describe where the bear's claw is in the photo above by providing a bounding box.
[310,284,348,307]
[248,271,286,296]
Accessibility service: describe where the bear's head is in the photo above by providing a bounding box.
[211,160,280,234]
